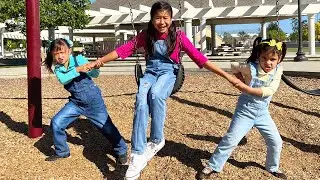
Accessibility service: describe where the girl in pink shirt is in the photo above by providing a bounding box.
[89,1,239,179]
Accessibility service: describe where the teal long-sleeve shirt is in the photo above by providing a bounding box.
[54,55,100,85]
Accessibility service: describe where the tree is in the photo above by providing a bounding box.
[0,0,91,34]
[289,18,308,42]
[222,32,234,45]
[238,31,250,42]
[315,21,320,41]
[266,22,287,41]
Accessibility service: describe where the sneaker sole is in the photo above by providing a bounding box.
[125,161,147,180]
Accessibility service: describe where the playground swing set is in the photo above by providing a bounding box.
[25,0,319,138]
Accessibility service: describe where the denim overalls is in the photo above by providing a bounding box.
[208,62,283,173]
[51,58,127,157]
[131,40,179,154]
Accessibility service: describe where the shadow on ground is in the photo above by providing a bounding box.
[0,111,129,179]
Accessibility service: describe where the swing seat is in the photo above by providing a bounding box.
[135,63,143,87]
[134,63,185,95]
[172,63,185,94]
[281,74,320,96]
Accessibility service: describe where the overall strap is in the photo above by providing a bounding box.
[249,62,258,78]
[73,54,79,67]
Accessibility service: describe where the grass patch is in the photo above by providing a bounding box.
[287,47,320,53]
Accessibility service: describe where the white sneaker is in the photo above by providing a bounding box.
[145,139,165,161]
[125,153,148,180]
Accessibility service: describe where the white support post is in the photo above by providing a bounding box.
[123,32,128,41]
[114,23,121,46]
[210,24,216,55]
[0,28,4,57]
[308,14,316,55]
[261,22,267,39]
[199,18,207,54]
[192,26,197,46]
[184,18,193,42]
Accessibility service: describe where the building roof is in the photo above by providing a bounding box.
[87,0,320,28]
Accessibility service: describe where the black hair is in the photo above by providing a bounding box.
[145,1,177,59]
[44,38,71,73]
[247,37,287,64]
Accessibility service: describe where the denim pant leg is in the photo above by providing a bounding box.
[208,107,254,172]
[255,112,283,172]
[131,73,157,154]
[51,101,83,157]
[149,72,176,144]
[86,107,128,156]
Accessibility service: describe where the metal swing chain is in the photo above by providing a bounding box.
[178,0,183,63]
[276,0,280,40]
[127,0,139,64]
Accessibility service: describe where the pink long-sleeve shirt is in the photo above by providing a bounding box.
[115,31,208,68]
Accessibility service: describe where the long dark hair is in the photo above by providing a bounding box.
[247,37,287,64]
[145,1,177,59]
[44,38,71,73]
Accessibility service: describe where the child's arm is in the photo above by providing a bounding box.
[179,31,208,68]
[235,66,283,97]
[88,31,146,69]
[76,55,100,78]
[202,61,241,85]
[179,32,240,85]
[54,65,91,85]
[260,66,283,97]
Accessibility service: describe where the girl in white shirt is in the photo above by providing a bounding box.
[198,37,288,180]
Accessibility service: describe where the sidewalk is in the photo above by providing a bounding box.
[0,57,319,78]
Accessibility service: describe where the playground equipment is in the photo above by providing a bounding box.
[128,0,185,95]
[273,0,320,96]
[26,0,43,138]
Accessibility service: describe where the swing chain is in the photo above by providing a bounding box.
[127,0,139,64]
[178,0,183,63]
[276,0,280,40]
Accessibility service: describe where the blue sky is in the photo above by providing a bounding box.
[216,14,320,35]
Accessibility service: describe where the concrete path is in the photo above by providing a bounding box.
[0,57,319,78]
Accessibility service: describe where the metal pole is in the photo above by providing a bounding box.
[26,0,43,138]
[294,0,308,61]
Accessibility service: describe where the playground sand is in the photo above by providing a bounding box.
[0,74,319,180]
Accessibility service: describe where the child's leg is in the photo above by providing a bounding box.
[208,113,254,172]
[148,72,176,143]
[131,73,157,154]
[86,108,128,156]
[255,112,283,172]
[51,101,82,157]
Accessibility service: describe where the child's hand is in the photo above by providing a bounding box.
[234,72,245,83]
[228,76,242,87]
[77,64,92,73]
[86,59,104,69]
[94,59,104,68]
[86,61,97,69]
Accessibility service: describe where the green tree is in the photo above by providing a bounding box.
[0,0,91,34]
[315,21,320,41]
[222,32,234,45]
[266,22,287,41]
[289,18,308,42]
[238,31,250,42]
